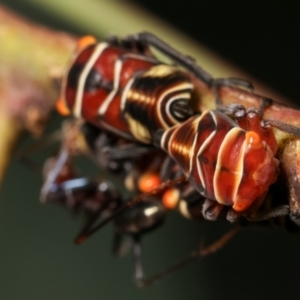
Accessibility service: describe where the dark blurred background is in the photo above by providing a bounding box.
[136,0,300,103]
[0,1,300,300]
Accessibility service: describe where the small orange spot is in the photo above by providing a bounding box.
[75,235,86,245]
[138,173,161,192]
[245,131,261,150]
[56,98,70,116]
[233,196,253,212]
[162,188,180,210]
[77,35,97,51]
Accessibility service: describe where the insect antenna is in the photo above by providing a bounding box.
[262,119,300,137]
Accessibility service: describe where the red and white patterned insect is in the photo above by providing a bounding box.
[57,35,196,144]
[155,106,279,218]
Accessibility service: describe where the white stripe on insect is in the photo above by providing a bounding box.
[195,112,217,191]
[214,127,245,205]
[98,59,122,116]
[156,82,193,128]
[74,43,108,118]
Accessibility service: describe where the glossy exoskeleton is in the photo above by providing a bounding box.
[57,32,252,160]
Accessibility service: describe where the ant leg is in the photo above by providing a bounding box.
[132,235,145,286]
[74,192,122,244]
[74,209,104,242]
[75,176,187,244]
[112,232,132,258]
[114,233,168,287]
[136,227,240,287]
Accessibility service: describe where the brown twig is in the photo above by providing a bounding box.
[0,5,78,184]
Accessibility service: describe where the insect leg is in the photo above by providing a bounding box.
[135,227,240,287]
[112,232,132,258]
[132,32,213,85]
[132,235,145,286]
[74,176,187,244]
[103,143,154,160]
[159,155,183,182]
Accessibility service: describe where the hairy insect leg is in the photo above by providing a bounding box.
[135,226,240,287]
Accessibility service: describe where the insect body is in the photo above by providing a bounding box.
[59,35,194,144]
[154,107,279,217]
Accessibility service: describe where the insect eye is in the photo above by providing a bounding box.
[84,69,103,92]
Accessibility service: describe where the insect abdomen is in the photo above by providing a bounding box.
[123,65,194,144]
